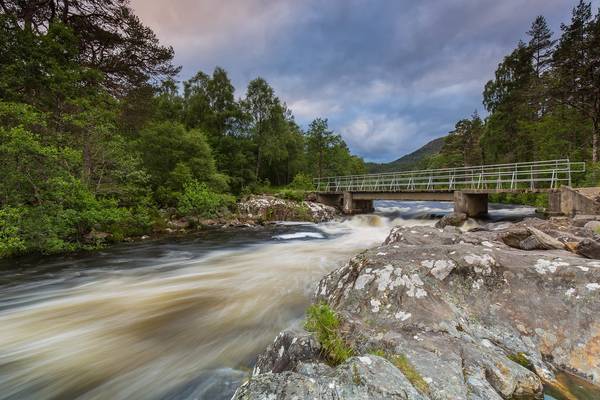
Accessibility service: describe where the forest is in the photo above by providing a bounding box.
[428,1,600,189]
[0,0,365,257]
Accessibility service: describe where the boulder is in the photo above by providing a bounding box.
[501,226,565,250]
[575,238,600,259]
[584,220,600,233]
[241,222,600,399]
[435,212,467,228]
[233,355,427,400]
[252,329,321,375]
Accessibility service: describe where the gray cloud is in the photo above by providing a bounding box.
[131,0,600,162]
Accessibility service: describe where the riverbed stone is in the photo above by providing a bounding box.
[238,218,600,399]
[575,238,600,259]
[584,220,600,232]
[435,212,467,228]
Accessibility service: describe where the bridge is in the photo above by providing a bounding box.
[313,159,587,216]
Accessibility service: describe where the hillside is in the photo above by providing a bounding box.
[366,136,446,173]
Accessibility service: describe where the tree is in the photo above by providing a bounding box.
[306,118,341,178]
[552,1,600,162]
[242,78,285,180]
[137,122,225,204]
[527,16,555,77]
[0,0,179,96]
[482,41,536,163]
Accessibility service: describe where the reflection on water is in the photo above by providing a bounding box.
[544,371,600,400]
[0,200,572,400]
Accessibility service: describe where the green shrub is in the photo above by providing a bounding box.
[177,180,235,219]
[488,192,548,208]
[290,173,315,190]
[305,303,353,365]
[276,188,305,202]
[0,207,26,257]
[580,162,600,187]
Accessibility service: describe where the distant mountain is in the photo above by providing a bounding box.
[366,136,446,173]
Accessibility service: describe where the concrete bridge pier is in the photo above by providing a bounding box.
[453,192,488,217]
[316,193,343,208]
[343,192,374,214]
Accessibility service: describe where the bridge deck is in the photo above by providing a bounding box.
[314,159,585,194]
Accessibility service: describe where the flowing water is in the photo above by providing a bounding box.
[0,201,590,400]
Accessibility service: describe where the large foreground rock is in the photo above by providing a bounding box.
[236,218,600,399]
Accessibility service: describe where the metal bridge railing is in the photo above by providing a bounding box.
[314,159,586,193]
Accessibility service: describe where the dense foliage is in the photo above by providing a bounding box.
[426,1,600,188]
[0,0,365,256]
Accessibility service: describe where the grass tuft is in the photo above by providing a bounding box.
[304,303,353,365]
[389,353,430,395]
[366,348,430,394]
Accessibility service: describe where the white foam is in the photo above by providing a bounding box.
[273,232,325,240]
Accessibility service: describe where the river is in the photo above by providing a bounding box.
[0,201,584,400]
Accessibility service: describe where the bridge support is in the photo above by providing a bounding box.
[316,193,343,208]
[454,192,488,217]
[343,192,374,214]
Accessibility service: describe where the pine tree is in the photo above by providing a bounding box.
[552,1,599,162]
[527,16,555,77]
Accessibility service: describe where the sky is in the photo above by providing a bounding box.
[130,0,600,163]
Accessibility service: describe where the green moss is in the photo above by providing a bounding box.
[389,354,430,395]
[304,303,353,365]
[508,352,534,371]
[595,226,600,235]
[368,348,386,357]
[365,349,430,394]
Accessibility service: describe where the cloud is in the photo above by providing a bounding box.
[341,115,430,162]
[131,0,597,162]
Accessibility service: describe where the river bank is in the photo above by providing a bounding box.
[0,194,339,262]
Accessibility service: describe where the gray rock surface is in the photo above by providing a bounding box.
[575,238,600,259]
[584,220,600,233]
[235,218,600,399]
[234,355,427,400]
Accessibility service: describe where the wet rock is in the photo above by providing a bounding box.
[435,212,467,228]
[575,238,600,259]
[253,329,321,375]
